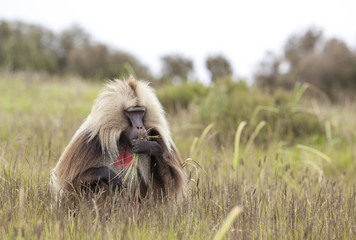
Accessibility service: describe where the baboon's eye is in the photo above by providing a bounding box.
[124,106,146,127]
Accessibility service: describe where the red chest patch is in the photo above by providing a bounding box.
[113,148,135,167]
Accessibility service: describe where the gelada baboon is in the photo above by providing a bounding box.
[50,77,186,200]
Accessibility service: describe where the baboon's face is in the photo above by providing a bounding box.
[124,106,147,142]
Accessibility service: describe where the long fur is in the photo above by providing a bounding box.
[50,77,186,199]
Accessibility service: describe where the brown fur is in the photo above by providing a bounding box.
[50,77,186,199]
[128,81,138,95]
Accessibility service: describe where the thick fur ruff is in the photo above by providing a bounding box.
[50,77,186,199]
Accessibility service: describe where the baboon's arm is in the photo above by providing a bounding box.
[76,166,122,192]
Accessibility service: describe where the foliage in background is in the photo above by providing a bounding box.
[159,54,194,84]
[157,81,208,110]
[158,78,325,145]
[255,27,356,101]
[0,21,152,81]
[3,20,355,101]
[0,20,236,85]
[205,54,233,82]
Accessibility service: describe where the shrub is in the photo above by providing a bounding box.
[157,81,208,111]
[158,79,325,144]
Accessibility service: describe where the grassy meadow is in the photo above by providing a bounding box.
[0,73,355,239]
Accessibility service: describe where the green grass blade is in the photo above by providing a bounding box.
[250,105,279,125]
[214,206,243,240]
[243,121,267,156]
[296,144,332,163]
[189,137,199,156]
[233,121,247,169]
[198,123,214,146]
[325,121,333,146]
[191,123,214,156]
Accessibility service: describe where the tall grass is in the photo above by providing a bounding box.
[233,121,246,168]
[0,74,355,239]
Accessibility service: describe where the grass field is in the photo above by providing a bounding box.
[0,73,355,239]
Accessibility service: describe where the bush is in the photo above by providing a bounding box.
[157,81,208,111]
[158,79,325,144]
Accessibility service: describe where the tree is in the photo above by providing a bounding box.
[67,43,109,78]
[0,21,58,73]
[205,54,232,82]
[0,20,154,81]
[254,27,356,101]
[254,51,283,90]
[284,27,323,68]
[58,25,90,72]
[107,50,153,81]
[298,38,356,98]
[160,54,193,84]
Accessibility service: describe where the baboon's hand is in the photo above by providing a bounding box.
[132,139,161,156]
[110,176,123,192]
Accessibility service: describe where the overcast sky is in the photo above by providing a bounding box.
[1,0,355,83]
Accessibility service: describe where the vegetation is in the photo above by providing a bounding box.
[0,21,152,81]
[206,55,233,82]
[1,73,355,239]
[1,16,355,240]
[159,54,194,84]
[2,19,356,99]
[255,27,356,101]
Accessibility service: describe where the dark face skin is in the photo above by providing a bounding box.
[124,106,148,142]
[124,106,162,156]
[78,106,162,193]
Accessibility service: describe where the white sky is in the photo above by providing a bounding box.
[1,0,355,83]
